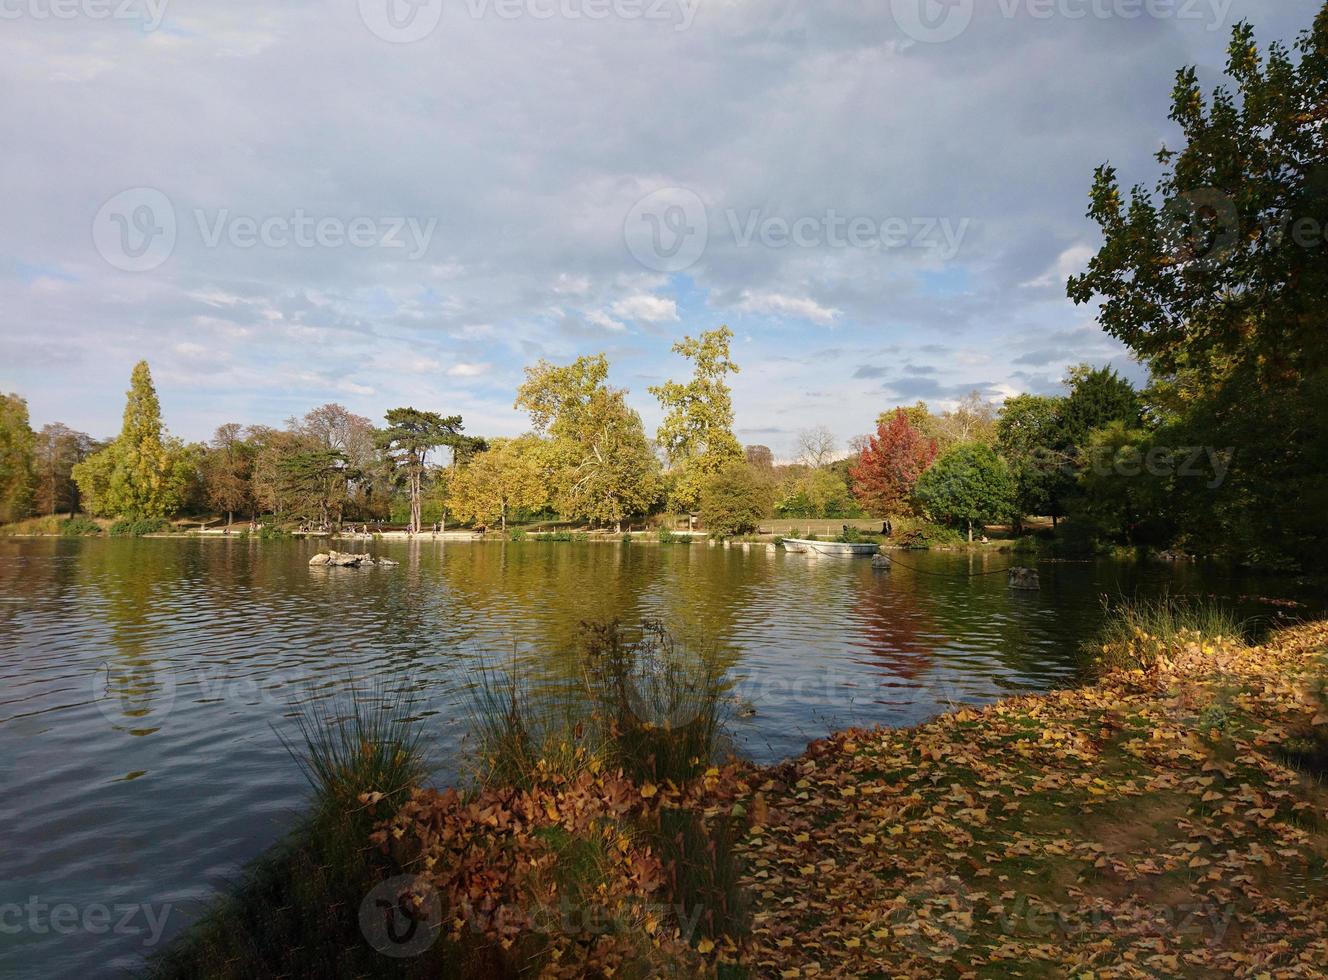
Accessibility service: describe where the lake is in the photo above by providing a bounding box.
[0,536,1316,977]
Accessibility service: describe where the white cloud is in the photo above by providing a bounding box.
[1022,244,1096,289]
[585,309,626,332]
[610,295,678,323]
[733,291,840,326]
[446,362,491,378]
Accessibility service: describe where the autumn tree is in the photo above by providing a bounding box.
[914,443,1016,542]
[449,435,549,530]
[649,327,744,512]
[0,393,37,523]
[850,409,938,516]
[72,361,185,519]
[744,444,775,472]
[516,355,661,528]
[33,423,97,516]
[377,408,465,534]
[201,423,255,526]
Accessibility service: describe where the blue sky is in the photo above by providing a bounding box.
[1,0,1318,459]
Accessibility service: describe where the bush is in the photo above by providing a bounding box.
[109,517,170,537]
[508,528,528,541]
[61,516,102,536]
[657,527,691,545]
[698,461,772,538]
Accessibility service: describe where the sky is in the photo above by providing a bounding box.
[1,0,1319,459]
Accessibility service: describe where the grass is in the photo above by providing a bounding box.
[142,682,437,980]
[0,513,105,536]
[1085,594,1249,672]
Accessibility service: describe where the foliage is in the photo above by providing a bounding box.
[109,516,170,537]
[877,392,997,451]
[698,461,772,537]
[649,327,744,512]
[1068,10,1328,569]
[33,422,96,516]
[727,620,1328,976]
[995,393,1067,527]
[0,392,37,524]
[775,466,859,519]
[72,362,187,520]
[449,435,549,530]
[850,408,939,516]
[516,355,661,529]
[60,515,102,536]
[913,442,1016,540]
[376,407,465,534]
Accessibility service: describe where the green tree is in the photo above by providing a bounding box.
[0,393,37,523]
[72,361,185,519]
[649,327,744,512]
[1068,9,1328,567]
[995,394,1067,529]
[699,461,773,537]
[914,443,1016,542]
[448,435,549,530]
[376,408,465,534]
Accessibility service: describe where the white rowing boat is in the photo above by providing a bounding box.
[781,538,880,557]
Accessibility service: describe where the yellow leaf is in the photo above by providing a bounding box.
[640,783,658,799]
[697,938,715,954]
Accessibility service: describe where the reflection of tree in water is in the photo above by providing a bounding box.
[79,538,184,731]
[845,560,939,687]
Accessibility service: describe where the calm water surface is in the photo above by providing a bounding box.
[0,537,1317,977]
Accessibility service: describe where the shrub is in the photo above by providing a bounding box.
[60,516,102,536]
[508,528,528,541]
[109,517,169,537]
[698,461,772,538]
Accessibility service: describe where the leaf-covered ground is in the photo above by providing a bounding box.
[733,621,1328,978]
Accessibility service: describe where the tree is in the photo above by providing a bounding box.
[699,461,773,537]
[914,443,1016,542]
[744,444,775,472]
[849,409,939,516]
[280,448,351,527]
[449,435,549,530]
[794,426,837,469]
[377,408,464,534]
[201,424,254,526]
[649,327,744,512]
[1068,10,1328,568]
[516,356,661,529]
[995,394,1067,529]
[1059,365,1142,447]
[937,391,998,446]
[34,423,97,516]
[72,361,185,519]
[0,393,37,523]
[775,467,858,519]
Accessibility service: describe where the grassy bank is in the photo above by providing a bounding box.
[145,614,1328,978]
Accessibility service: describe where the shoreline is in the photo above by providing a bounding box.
[143,618,1328,977]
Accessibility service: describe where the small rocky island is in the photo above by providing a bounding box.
[308,551,399,568]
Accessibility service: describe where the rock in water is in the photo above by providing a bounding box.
[376,558,400,567]
[308,553,331,566]
[871,554,891,571]
[1009,567,1040,590]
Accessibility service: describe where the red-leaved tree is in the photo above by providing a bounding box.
[850,409,939,516]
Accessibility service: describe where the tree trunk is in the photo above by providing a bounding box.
[967,520,973,543]
[500,503,506,532]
